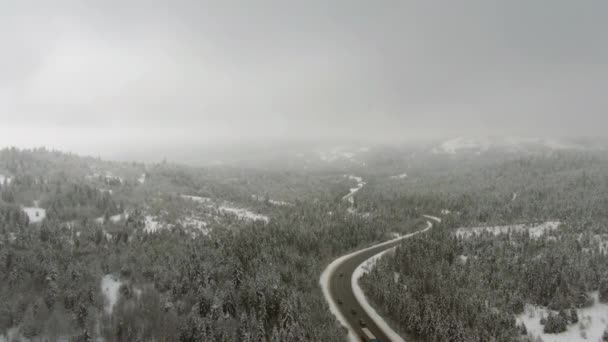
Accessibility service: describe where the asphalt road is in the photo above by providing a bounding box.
[328,237,423,342]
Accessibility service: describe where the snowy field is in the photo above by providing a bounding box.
[517,292,608,342]
[22,207,46,224]
[252,195,293,207]
[455,221,561,239]
[101,274,123,315]
[183,193,269,222]
[219,206,269,223]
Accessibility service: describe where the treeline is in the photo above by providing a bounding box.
[360,151,608,227]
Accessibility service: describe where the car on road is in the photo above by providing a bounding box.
[358,319,366,327]
[337,298,343,305]
[351,308,357,315]
[361,327,379,342]
[339,272,344,277]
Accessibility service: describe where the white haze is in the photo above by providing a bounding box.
[1,1,607,159]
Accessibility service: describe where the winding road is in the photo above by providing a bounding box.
[321,218,437,341]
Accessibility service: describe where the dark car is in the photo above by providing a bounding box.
[351,309,357,315]
[339,272,344,278]
[359,319,367,327]
[337,298,343,305]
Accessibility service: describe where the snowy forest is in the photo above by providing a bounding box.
[1,145,608,341]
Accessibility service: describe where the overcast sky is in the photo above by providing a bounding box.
[1,0,607,157]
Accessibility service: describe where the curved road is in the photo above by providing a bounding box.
[322,219,435,341]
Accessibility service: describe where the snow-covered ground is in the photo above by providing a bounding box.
[455,221,561,239]
[181,194,212,203]
[219,206,269,223]
[144,216,164,233]
[390,173,408,180]
[517,292,608,342]
[180,217,210,236]
[251,195,293,207]
[182,194,269,224]
[86,172,123,184]
[0,174,12,186]
[22,207,46,224]
[101,274,123,315]
[342,175,366,205]
[95,212,128,224]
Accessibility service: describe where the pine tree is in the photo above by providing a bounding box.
[600,278,608,303]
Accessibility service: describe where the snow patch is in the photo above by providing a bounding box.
[101,274,123,315]
[180,217,210,236]
[455,221,561,239]
[219,206,269,223]
[252,195,293,206]
[22,207,46,224]
[181,194,212,203]
[393,272,400,284]
[144,216,162,233]
[0,174,12,186]
[86,172,123,184]
[95,212,128,224]
[390,173,408,180]
[517,292,608,342]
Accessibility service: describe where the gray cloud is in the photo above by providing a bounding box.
[0,0,607,155]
